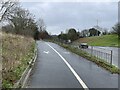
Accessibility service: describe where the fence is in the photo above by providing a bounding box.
[80,46,113,65]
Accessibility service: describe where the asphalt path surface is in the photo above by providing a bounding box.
[27,41,118,89]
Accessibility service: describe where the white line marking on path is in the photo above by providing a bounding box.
[43,51,49,54]
[46,43,89,90]
[63,52,70,54]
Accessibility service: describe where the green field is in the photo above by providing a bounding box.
[73,34,119,47]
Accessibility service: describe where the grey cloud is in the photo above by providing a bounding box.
[21,2,118,35]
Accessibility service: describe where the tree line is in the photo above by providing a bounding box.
[1,0,119,40]
[58,28,79,42]
[0,0,51,40]
[1,0,38,38]
[34,18,51,40]
[57,27,104,43]
[57,23,120,43]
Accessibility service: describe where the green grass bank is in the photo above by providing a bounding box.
[73,34,119,47]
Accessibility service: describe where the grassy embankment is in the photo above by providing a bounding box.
[49,34,120,74]
[73,34,119,47]
[0,32,2,88]
[1,32,35,88]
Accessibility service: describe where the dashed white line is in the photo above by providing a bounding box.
[46,43,89,90]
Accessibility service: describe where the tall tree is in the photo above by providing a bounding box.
[89,28,101,36]
[34,30,39,40]
[0,0,19,22]
[1,0,38,37]
[67,28,79,41]
[112,23,120,37]
[37,18,46,31]
[36,18,50,39]
[39,30,50,39]
[58,33,68,41]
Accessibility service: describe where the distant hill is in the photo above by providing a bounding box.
[73,34,119,47]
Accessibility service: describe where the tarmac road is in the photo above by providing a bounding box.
[27,41,118,89]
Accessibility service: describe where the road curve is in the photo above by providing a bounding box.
[27,41,118,89]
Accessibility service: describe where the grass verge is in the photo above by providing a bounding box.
[73,34,119,47]
[50,40,120,74]
[2,32,35,88]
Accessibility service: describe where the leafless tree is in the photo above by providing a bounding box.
[37,18,46,31]
[0,0,19,22]
[1,0,38,36]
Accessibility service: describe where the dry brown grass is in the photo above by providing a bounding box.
[0,32,2,87]
[2,32,35,88]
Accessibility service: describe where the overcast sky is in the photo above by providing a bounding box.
[20,0,118,35]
